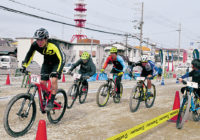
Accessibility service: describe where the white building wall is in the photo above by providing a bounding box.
[72,44,98,63]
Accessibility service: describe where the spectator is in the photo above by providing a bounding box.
[157,66,163,82]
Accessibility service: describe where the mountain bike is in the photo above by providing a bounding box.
[96,73,123,107]
[129,77,156,112]
[176,79,200,129]
[3,71,67,137]
[66,73,89,109]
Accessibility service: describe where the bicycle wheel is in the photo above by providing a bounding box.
[4,93,36,137]
[66,84,77,109]
[96,84,110,107]
[129,85,141,112]
[176,94,191,129]
[47,89,67,124]
[145,84,156,108]
[113,83,123,103]
[192,97,200,121]
[79,85,88,104]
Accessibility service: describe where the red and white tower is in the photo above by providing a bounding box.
[70,0,87,43]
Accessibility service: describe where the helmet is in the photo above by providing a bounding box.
[33,28,49,39]
[141,55,148,62]
[110,47,118,53]
[81,52,90,60]
[192,59,200,69]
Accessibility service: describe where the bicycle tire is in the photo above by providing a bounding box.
[96,84,110,107]
[113,83,123,103]
[192,97,200,122]
[4,93,36,137]
[145,84,156,108]
[47,89,67,124]
[66,84,77,109]
[176,94,191,129]
[79,85,88,104]
[129,85,141,112]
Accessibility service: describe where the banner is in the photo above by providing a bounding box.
[183,50,187,63]
[166,51,169,72]
[159,49,163,65]
[193,49,199,59]
[171,52,174,72]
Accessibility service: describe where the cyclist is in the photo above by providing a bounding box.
[128,55,158,97]
[178,59,200,96]
[67,51,96,95]
[101,47,126,98]
[21,28,66,111]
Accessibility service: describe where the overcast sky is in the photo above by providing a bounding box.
[0,0,200,49]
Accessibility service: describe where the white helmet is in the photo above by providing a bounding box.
[141,55,148,62]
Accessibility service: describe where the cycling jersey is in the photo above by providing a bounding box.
[69,57,96,77]
[103,55,126,73]
[181,70,200,85]
[129,60,158,77]
[22,39,66,74]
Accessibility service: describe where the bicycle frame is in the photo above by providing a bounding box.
[137,79,147,94]
[27,80,62,112]
[106,74,118,96]
[185,88,200,112]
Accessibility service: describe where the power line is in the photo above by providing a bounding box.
[8,0,73,20]
[7,0,131,34]
[0,5,132,37]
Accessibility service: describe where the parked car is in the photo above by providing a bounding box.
[63,63,73,74]
[0,55,18,69]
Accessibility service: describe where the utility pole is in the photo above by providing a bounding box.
[139,2,144,56]
[177,23,181,66]
[125,34,128,57]
[91,37,93,58]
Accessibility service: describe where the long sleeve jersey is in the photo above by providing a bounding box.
[103,55,126,72]
[129,60,158,77]
[181,69,200,85]
[22,39,66,73]
[69,57,96,77]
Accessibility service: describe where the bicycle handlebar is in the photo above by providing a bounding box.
[68,73,90,80]
[177,78,187,85]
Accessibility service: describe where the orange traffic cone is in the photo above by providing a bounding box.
[168,91,180,122]
[35,120,47,140]
[5,74,10,85]
[47,80,51,90]
[62,73,65,83]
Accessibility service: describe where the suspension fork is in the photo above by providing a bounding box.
[24,85,37,116]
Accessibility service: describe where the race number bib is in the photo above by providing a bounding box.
[187,82,198,89]
[73,73,81,80]
[136,77,145,81]
[31,74,40,84]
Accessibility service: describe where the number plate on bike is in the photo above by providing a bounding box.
[187,82,198,89]
[73,74,81,79]
[31,74,40,84]
[136,77,145,81]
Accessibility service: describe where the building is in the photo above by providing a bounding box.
[0,38,17,57]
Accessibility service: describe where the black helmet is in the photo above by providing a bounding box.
[191,59,200,69]
[33,28,49,39]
